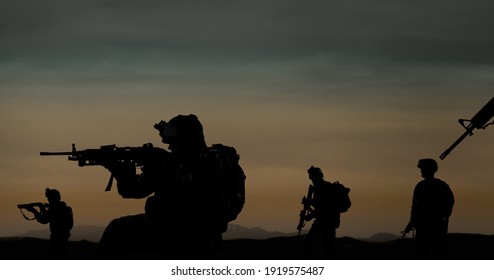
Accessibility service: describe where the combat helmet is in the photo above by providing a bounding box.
[154,114,206,150]
[417,158,438,173]
[45,188,61,202]
[308,166,324,178]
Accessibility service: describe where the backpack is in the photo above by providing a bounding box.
[61,204,74,231]
[334,182,351,213]
[53,202,73,232]
[209,144,246,231]
[414,178,454,221]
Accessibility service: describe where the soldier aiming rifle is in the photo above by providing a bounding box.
[18,188,73,259]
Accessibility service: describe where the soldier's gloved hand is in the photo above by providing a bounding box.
[305,212,315,221]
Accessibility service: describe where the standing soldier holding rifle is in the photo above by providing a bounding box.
[298,166,351,259]
[402,158,454,259]
[18,188,74,259]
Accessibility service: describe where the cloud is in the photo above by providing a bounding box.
[2,0,494,102]
[2,0,494,62]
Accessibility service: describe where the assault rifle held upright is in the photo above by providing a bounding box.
[297,184,314,236]
[440,97,494,160]
[40,143,171,191]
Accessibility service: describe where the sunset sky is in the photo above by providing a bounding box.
[1,0,493,240]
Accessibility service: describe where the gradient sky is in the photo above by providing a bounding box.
[1,0,493,239]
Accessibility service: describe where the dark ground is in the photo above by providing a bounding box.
[1,233,493,260]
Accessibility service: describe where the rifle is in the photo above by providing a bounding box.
[440,97,494,160]
[17,202,47,220]
[297,184,314,236]
[40,143,171,191]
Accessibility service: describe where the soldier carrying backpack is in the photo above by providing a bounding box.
[301,166,351,259]
[18,188,73,259]
[97,114,245,259]
[403,158,454,259]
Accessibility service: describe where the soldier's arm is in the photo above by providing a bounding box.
[443,182,455,217]
[35,208,50,225]
[407,184,422,230]
[106,161,155,199]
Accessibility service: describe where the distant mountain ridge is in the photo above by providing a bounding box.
[360,232,401,242]
[16,224,398,242]
[223,224,304,240]
[18,225,104,242]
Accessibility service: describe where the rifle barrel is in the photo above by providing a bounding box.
[40,151,72,156]
[439,128,472,160]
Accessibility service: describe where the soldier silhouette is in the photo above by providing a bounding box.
[97,114,245,259]
[302,166,350,259]
[403,158,454,259]
[19,188,74,259]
